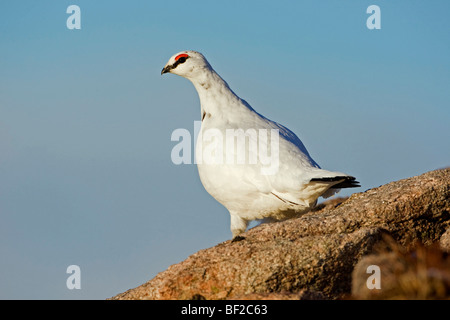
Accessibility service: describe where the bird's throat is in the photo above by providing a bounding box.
[190,70,242,119]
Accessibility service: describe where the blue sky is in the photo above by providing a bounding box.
[0,1,449,299]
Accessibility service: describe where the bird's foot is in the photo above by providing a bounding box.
[231,235,246,242]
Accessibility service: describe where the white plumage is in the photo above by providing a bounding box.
[162,51,359,240]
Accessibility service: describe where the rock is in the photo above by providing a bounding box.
[111,168,450,300]
[351,242,450,299]
[440,228,450,252]
[222,289,325,300]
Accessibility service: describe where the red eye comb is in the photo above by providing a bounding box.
[175,53,189,61]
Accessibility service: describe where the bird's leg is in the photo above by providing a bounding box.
[230,213,248,242]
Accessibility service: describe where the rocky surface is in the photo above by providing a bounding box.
[111,168,450,300]
[351,241,450,299]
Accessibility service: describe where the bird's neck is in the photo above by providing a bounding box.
[189,69,245,118]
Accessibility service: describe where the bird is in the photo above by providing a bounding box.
[161,50,360,241]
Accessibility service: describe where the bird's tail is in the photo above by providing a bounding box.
[310,176,360,189]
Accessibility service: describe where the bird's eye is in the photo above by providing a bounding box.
[175,53,189,64]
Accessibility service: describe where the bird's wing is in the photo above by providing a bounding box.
[221,102,359,203]
[242,119,358,202]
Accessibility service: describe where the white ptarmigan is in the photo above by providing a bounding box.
[162,50,360,241]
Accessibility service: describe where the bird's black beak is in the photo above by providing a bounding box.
[161,65,172,75]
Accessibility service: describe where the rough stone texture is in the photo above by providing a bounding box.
[352,242,450,299]
[440,228,450,252]
[111,168,450,300]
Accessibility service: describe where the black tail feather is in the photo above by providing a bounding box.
[310,176,360,189]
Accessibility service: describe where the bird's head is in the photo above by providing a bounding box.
[161,51,212,79]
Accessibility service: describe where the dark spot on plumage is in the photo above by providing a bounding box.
[200,82,210,90]
[202,112,211,121]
